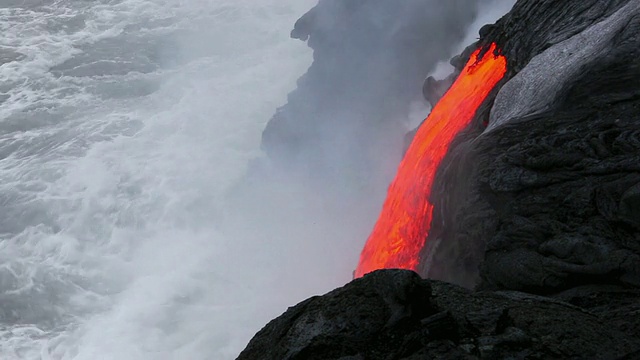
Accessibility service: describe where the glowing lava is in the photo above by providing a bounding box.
[354,43,507,278]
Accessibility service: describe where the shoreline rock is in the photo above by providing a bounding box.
[238,270,640,359]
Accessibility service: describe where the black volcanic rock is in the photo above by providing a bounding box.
[237,270,640,360]
[423,0,640,292]
[238,271,435,360]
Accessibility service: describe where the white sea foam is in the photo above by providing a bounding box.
[1,1,316,359]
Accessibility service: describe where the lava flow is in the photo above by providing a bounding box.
[354,43,507,278]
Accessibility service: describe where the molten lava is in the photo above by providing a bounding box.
[354,43,507,278]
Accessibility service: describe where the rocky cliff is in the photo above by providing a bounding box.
[238,0,640,358]
[424,0,640,292]
[238,270,640,359]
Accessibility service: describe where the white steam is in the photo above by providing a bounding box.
[432,0,517,78]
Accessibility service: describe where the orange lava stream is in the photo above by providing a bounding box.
[354,43,507,278]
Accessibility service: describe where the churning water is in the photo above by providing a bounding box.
[0,1,326,358]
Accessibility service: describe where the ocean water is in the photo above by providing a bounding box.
[0,1,323,358]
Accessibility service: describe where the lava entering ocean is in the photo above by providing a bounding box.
[354,43,507,278]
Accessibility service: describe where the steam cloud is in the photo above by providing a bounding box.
[219,0,518,356]
[223,0,518,309]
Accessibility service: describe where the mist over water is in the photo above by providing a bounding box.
[0,0,515,359]
[1,1,314,358]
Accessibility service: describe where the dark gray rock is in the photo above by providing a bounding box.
[423,0,640,292]
[238,270,640,360]
[238,270,435,360]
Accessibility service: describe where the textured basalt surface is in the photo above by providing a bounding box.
[237,270,640,360]
[424,0,640,291]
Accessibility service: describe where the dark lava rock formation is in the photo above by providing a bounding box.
[423,0,640,291]
[238,270,640,360]
[238,0,640,359]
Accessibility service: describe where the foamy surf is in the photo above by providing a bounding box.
[1,1,313,358]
